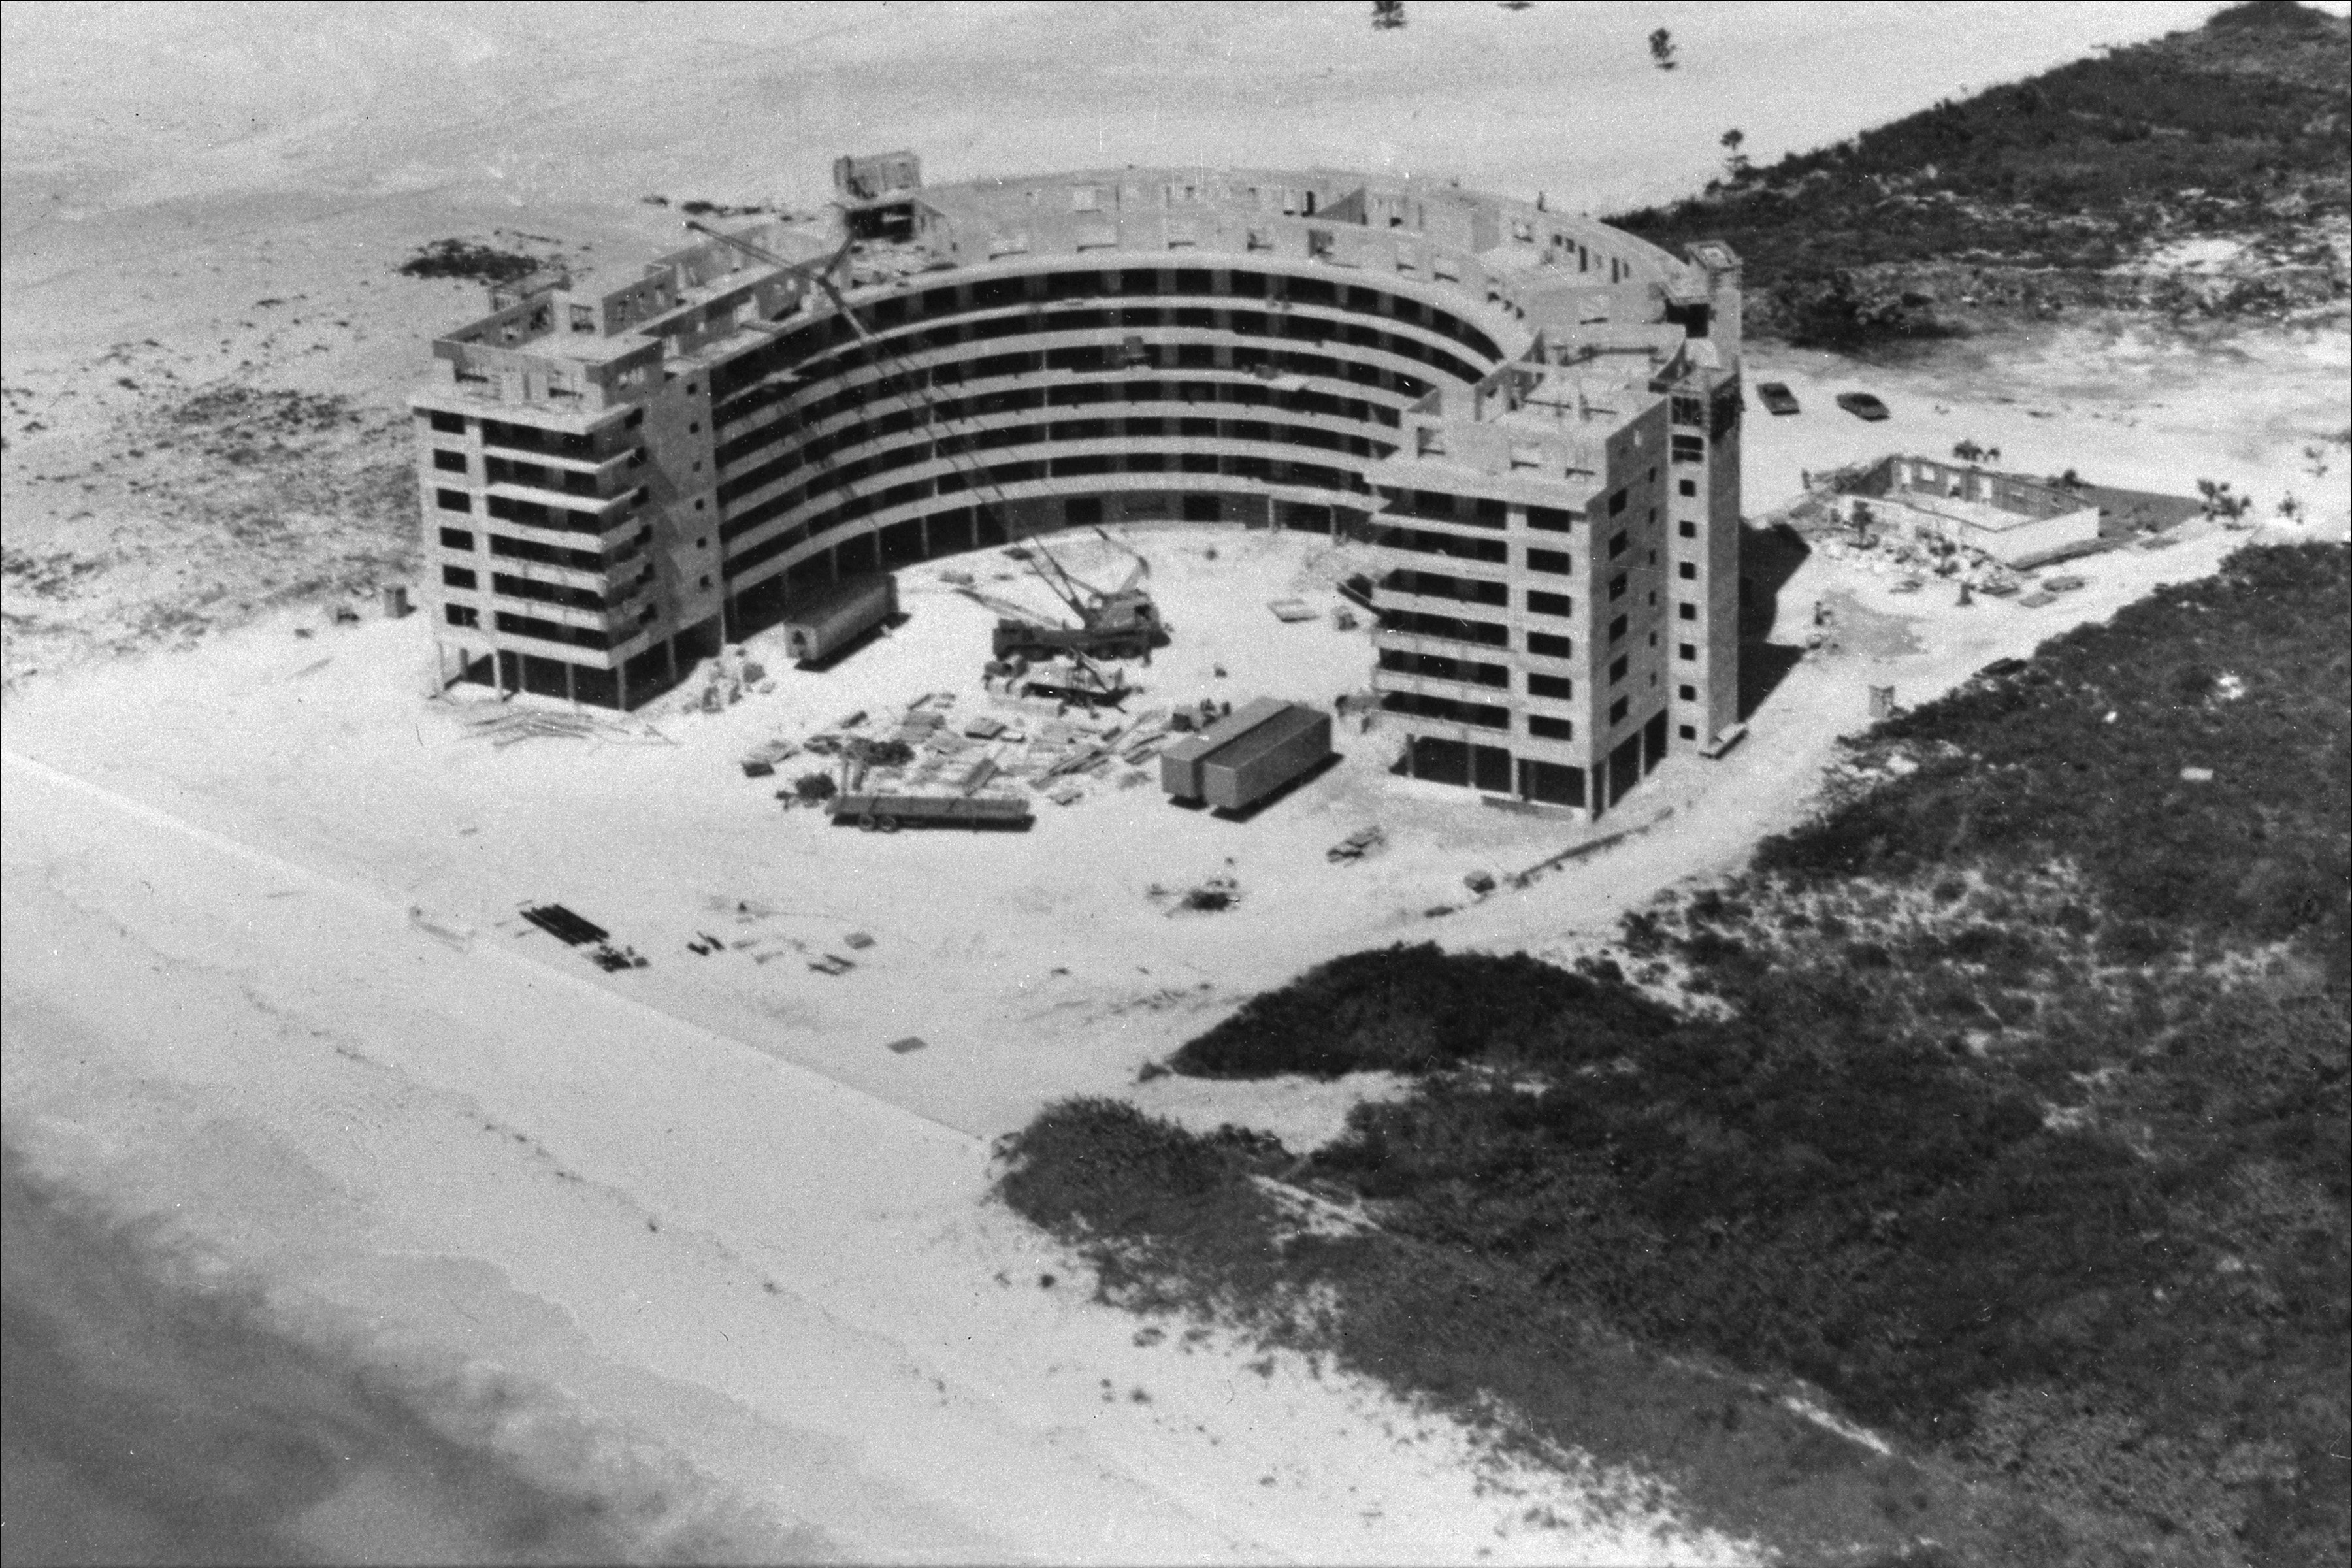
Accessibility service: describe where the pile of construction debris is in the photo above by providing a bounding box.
[686,646,776,713]
[1812,529,2025,600]
[1149,870,1243,915]
[757,689,1201,812]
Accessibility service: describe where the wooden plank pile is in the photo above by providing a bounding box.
[457,705,674,749]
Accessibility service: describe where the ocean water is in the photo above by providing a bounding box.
[0,1145,828,1567]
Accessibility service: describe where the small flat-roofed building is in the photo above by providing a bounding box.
[1852,455,2102,564]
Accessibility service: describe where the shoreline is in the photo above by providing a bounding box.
[2,743,1748,1563]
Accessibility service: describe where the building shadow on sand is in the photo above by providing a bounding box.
[1738,519,1812,721]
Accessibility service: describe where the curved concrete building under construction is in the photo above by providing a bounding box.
[410,157,1743,813]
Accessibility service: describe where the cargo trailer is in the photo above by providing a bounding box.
[1160,698,1332,813]
[781,574,898,664]
[1160,697,1284,800]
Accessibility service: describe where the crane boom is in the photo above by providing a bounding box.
[684,220,867,340]
[685,219,1165,659]
[1017,531,1102,620]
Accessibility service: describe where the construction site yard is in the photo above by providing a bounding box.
[6,361,2338,1563]
[3,506,2291,1145]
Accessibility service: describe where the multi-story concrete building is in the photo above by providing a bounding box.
[408,160,1741,811]
[1365,307,1743,813]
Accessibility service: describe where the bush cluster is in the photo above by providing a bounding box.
[396,240,545,286]
[1610,3,2350,346]
[1002,544,2350,1563]
[1175,945,1681,1078]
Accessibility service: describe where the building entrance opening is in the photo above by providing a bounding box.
[1403,735,1471,786]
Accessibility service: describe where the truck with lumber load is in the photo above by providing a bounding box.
[781,574,897,664]
[1160,698,1333,813]
[826,792,1034,832]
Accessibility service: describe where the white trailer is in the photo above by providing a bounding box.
[781,574,898,664]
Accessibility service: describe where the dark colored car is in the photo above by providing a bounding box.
[1756,381,1800,416]
[1836,391,1891,421]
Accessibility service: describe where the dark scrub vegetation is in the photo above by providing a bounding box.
[1610,2,2351,347]
[397,240,545,286]
[998,544,2350,1564]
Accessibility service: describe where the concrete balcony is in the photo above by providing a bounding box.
[481,617,654,671]
[503,441,644,478]
[476,422,640,465]
[489,570,657,627]
[1372,668,1512,708]
[1519,687,1587,721]
[1362,505,1512,545]
[1364,548,1512,589]
[774,371,1402,472]
[1369,619,1511,661]
[482,522,648,577]
[479,501,642,550]
[1368,582,1510,621]
[487,556,608,593]
[486,476,637,516]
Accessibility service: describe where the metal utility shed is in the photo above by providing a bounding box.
[1160,698,1332,812]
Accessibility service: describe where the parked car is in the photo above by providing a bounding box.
[1756,381,1801,416]
[1836,391,1891,421]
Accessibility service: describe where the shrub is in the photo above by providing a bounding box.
[1006,542,2351,1561]
[396,239,543,286]
[1606,7,2351,345]
[1169,944,1682,1079]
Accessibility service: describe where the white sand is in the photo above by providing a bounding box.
[7,3,2349,1561]
[3,495,2317,1561]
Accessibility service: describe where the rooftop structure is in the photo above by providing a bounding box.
[408,157,1742,815]
[834,151,923,240]
[1846,455,2104,565]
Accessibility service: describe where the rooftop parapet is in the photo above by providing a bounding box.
[906,164,1691,299]
[1384,362,1664,500]
[419,221,825,416]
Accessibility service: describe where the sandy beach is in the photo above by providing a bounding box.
[6,3,2347,1561]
